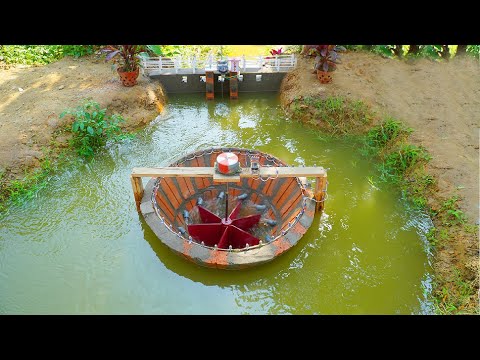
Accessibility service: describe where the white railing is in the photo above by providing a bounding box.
[140,54,296,75]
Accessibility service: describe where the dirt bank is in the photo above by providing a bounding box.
[282,52,479,224]
[281,52,479,312]
[0,56,166,181]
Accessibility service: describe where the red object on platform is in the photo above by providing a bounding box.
[216,152,239,174]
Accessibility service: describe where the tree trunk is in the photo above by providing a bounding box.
[393,45,403,57]
[456,45,467,56]
[408,45,420,55]
[441,45,450,60]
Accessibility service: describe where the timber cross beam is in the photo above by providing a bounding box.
[130,166,327,212]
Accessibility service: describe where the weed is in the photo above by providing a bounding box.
[4,155,55,205]
[463,223,478,234]
[434,286,458,314]
[426,227,438,246]
[377,144,431,183]
[60,100,130,158]
[290,96,372,135]
[439,229,449,240]
[364,117,411,154]
[441,196,467,225]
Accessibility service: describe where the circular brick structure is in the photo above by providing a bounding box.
[139,147,316,269]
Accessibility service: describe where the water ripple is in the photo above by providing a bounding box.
[0,93,433,314]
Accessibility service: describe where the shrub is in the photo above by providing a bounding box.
[60,100,127,158]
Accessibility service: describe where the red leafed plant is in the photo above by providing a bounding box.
[270,47,283,56]
[313,45,346,72]
[101,45,145,72]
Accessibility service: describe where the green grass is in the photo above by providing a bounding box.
[289,96,372,135]
[359,118,433,208]
[362,117,412,154]
[0,150,65,213]
[60,100,131,158]
[343,45,480,60]
[377,144,431,183]
[0,99,134,214]
[433,268,477,314]
[439,196,467,226]
[0,45,98,66]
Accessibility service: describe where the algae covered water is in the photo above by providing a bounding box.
[0,93,433,314]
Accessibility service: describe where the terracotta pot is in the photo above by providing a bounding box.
[117,67,139,87]
[316,70,333,84]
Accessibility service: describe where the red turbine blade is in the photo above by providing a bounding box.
[187,223,225,246]
[198,205,222,224]
[217,226,231,249]
[231,214,261,232]
[228,225,260,249]
[228,201,242,220]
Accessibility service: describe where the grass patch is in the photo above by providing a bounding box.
[0,148,76,213]
[362,117,412,154]
[359,118,433,205]
[0,45,98,67]
[433,267,478,315]
[0,99,134,214]
[440,196,467,225]
[289,96,373,135]
[60,100,133,158]
[377,144,431,183]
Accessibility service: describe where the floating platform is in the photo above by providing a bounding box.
[132,147,327,269]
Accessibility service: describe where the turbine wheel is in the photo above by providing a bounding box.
[187,200,261,249]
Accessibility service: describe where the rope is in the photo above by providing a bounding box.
[303,180,329,203]
[251,164,279,182]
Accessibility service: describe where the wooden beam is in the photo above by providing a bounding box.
[213,172,241,183]
[130,175,144,212]
[131,166,327,179]
[314,175,327,213]
[206,71,214,100]
[229,71,238,99]
[132,167,213,177]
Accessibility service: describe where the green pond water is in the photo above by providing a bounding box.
[0,93,434,314]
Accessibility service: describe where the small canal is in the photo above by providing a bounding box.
[0,93,434,314]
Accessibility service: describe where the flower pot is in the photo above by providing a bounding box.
[117,67,139,87]
[317,70,333,84]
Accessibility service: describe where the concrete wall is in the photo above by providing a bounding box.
[150,72,286,94]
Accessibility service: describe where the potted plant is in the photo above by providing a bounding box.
[313,45,346,84]
[102,45,145,87]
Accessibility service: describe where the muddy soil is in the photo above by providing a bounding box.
[0,56,166,179]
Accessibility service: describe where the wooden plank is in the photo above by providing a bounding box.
[206,71,214,100]
[213,172,241,183]
[229,71,238,100]
[132,167,214,177]
[132,166,326,179]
